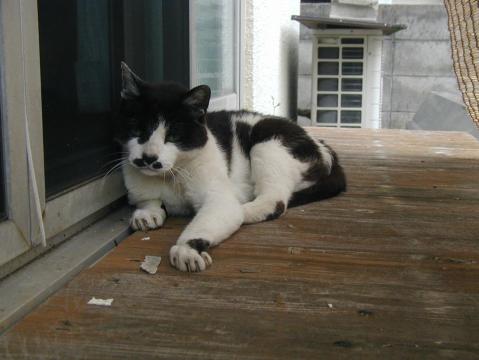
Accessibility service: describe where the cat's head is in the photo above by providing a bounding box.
[116,62,210,176]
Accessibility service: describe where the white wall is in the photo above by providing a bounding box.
[242,0,300,119]
[379,0,443,4]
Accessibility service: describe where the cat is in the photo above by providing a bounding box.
[117,62,346,272]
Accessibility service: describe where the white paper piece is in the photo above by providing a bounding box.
[88,297,114,306]
[140,255,162,274]
[141,236,151,241]
[328,303,333,309]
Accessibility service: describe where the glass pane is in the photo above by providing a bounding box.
[342,78,363,92]
[342,47,364,59]
[38,0,190,198]
[318,47,339,59]
[341,38,364,44]
[317,110,337,124]
[341,111,362,124]
[318,78,338,91]
[317,95,338,107]
[192,0,235,97]
[342,95,362,108]
[342,62,363,75]
[318,62,339,75]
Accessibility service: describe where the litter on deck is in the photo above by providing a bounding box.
[87,297,114,306]
[140,256,162,274]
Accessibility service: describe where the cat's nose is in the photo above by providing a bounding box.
[151,162,163,169]
[142,153,158,165]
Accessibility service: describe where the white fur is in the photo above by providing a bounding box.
[123,114,329,272]
[229,122,255,204]
[130,199,167,231]
[242,139,310,223]
[231,112,263,126]
[127,121,181,176]
[124,129,244,272]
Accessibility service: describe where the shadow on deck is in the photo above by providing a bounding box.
[1,128,479,359]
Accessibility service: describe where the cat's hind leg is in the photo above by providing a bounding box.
[243,139,308,224]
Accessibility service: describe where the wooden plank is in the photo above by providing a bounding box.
[1,129,479,359]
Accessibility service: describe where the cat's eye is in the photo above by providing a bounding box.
[165,134,178,143]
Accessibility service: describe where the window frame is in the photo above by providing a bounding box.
[189,0,243,111]
[310,29,383,129]
[316,36,366,127]
[0,0,43,266]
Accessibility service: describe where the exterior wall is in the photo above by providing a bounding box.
[297,2,462,129]
[379,4,461,129]
[243,0,300,119]
[298,3,330,122]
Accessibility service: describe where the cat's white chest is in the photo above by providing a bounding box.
[123,165,192,216]
[160,185,193,216]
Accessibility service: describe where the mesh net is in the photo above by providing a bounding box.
[444,0,479,129]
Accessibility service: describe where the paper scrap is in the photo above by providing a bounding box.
[328,303,333,309]
[288,247,302,255]
[88,297,114,306]
[140,255,162,274]
[141,236,151,241]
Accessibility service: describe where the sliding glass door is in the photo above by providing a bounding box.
[38,0,190,198]
[190,0,241,110]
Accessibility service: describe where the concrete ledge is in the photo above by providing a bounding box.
[0,207,131,333]
[407,91,479,139]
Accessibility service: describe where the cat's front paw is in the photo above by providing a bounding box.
[169,240,213,272]
[130,207,166,231]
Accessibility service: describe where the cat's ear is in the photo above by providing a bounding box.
[183,85,211,112]
[121,62,144,100]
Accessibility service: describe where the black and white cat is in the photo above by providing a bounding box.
[117,62,346,272]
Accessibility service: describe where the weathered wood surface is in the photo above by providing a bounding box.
[1,128,479,359]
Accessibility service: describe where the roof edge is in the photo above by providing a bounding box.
[291,15,407,35]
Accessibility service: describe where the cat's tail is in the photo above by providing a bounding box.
[288,160,347,208]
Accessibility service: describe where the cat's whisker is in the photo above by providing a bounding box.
[168,169,179,194]
[174,167,191,178]
[102,156,128,168]
[172,166,193,182]
[175,170,190,184]
[103,159,129,179]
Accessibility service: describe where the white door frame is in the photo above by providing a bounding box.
[0,0,125,271]
[189,0,243,112]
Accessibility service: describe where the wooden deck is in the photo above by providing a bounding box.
[1,128,479,359]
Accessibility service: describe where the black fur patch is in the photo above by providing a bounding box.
[187,239,210,253]
[117,75,208,151]
[206,111,233,171]
[250,117,320,162]
[303,147,339,183]
[235,121,253,156]
[289,161,347,208]
[161,203,168,216]
[265,201,285,221]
